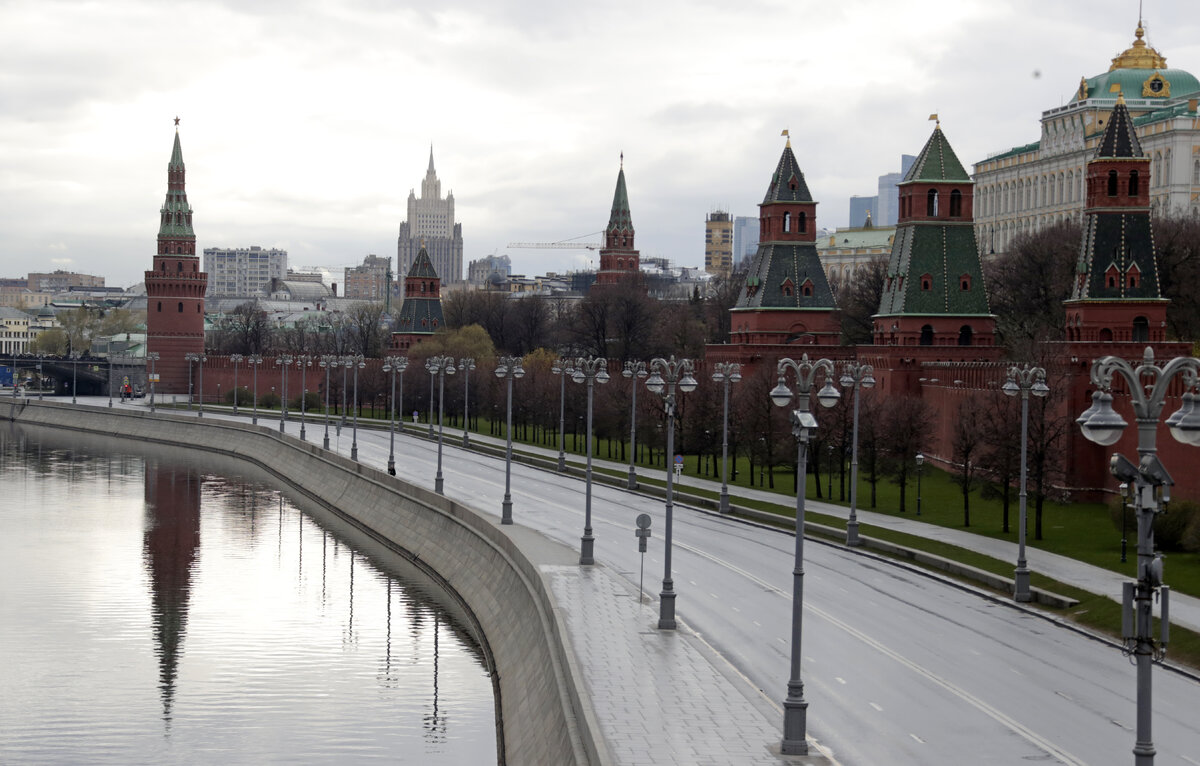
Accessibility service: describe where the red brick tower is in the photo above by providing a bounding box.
[146,120,207,394]
[594,154,643,290]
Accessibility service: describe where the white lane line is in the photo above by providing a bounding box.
[910,734,925,744]
[869,702,883,712]
[674,538,1088,766]
[835,677,846,685]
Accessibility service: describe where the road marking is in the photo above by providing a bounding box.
[1181,755,1200,766]
[777,637,787,645]
[910,734,925,744]
[869,702,883,712]
[710,592,719,599]
[753,620,761,627]
[674,537,1088,766]
[1055,690,1074,701]
[835,677,846,685]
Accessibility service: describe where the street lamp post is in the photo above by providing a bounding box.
[277,354,293,433]
[248,354,263,424]
[36,353,45,401]
[840,361,875,546]
[915,453,924,517]
[425,355,455,492]
[340,357,349,428]
[348,354,365,461]
[495,356,524,523]
[551,358,574,471]
[184,352,196,410]
[107,354,113,408]
[711,362,741,513]
[458,358,475,447]
[184,352,206,416]
[770,353,841,756]
[229,353,243,415]
[645,356,698,630]
[147,352,159,413]
[427,362,437,437]
[297,355,311,441]
[623,361,648,489]
[319,355,337,449]
[1002,364,1049,603]
[1076,348,1200,766]
[572,357,609,564]
[383,356,408,475]
[70,352,79,404]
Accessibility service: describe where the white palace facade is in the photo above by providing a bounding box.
[973,21,1200,255]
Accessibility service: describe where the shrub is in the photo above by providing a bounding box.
[258,392,281,410]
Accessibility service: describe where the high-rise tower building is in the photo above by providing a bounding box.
[732,215,759,270]
[704,210,733,278]
[397,148,463,298]
[145,121,207,394]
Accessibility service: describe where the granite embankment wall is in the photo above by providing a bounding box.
[9,399,600,766]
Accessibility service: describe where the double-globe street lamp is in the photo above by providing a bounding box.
[146,352,160,412]
[495,356,524,524]
[229,353,243,415]
[70,351,80,404]
[296,355,311,441]
[458,358,475,447]
[572,357,609,564]
[711,362,741,513]
[347,354,366,461]
[184,352,207,417]
[319,355,338,449]
[248,354,263,424]
[551,357,574,471]
[623,361,648,489]
[383,356,409,475]
[645,356,697,630]
[1076,347,1200,766]
[1002,364,1049,603]
[769,353,840,756]
[425,355,455,492]
[840,361,875,545]
[277,354,293,433]
[915,452,924,516]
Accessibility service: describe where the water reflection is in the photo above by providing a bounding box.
[142,460,201,723]
[0,424,497,765]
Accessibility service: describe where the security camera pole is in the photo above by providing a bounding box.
[1077,347,1200,766]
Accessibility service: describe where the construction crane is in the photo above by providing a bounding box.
[507,231,603,250]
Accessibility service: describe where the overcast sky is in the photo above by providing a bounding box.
[2,0,1198,288]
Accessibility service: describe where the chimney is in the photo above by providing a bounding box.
[331,282,338,297]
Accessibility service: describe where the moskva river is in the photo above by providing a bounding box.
[0,423,498,765]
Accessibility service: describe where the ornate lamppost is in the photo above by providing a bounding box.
[839,361,875,545]
[645,356,698,630]
[348,354,365,461]
[146,352,159,412]
[383,356,408,475]
[184,352,198,410]
[1002,364,1049,602]
[184,352,207,416]
[458,357,475,447]
[551,357,574,471]
[711,362,741,513]
[915,453,924,516]
[276,354,293,433]
[769,353,841,756]
[623,361,648,488]
[229,353,243,415]
[319,355,337,449]
[36,353,45,401]
[495,356,524,523]
[572,357,609,564]
[248,354,263,424]
[1076,347,1200,766]
[425,355,455,492]
[70,351,79,404]
[296,355,311,441]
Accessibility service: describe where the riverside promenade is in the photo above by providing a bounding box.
[16,395,1200,764]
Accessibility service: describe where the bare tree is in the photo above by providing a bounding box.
[880,395,934,513]
[951,393,987,527]
[984,222,1078,358]
[834,256,888,345]
[214,300,272,355]
[979,391,1022,533]
[347,302,387,357]
[1153,213,1200,342]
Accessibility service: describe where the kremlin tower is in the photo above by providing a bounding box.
[593,155,643,290]
[145,120,207,394]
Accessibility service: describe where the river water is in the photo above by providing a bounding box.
[0,423,498,765]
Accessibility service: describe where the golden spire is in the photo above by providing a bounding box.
[781,129,790,148]
[929,113,940,127]
[1109,21,1167,71]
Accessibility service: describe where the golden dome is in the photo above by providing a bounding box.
[1109,23,1167,71]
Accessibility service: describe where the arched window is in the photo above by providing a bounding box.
[1133,316,1149,342]
[919,325,934,346]
[960,274,972,291]
[157,301,162,312]
[927,189,939,216]
[1100,327,1114,342]
[798,211,807,232]
[1129,170,1139,197]
[1107,170,1119,197]
[783,212,791,233]
[177,302,183,313]
[949,189,963,217]
[920,273,933,291]
[958,325,974,346]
